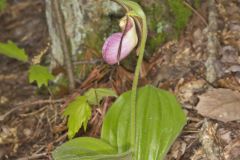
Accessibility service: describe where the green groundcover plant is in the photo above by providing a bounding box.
[0,41,55,88]
[53,0,187,160]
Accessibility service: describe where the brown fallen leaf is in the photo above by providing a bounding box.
[199,120,223,160]
[224,137,240,160]
[196,88,240,122]
[165,140,187,159]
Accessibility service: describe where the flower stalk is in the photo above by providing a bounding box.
[103,0,147,158]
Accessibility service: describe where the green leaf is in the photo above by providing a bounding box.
[52,137,131,160]
[101,85,186,159]
[28,65,55,88]
[63,96,92,139]
[84,88,117,105]
[0,41,28,62]
[52,85,186,160]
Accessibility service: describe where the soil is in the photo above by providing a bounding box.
[0,0,240,160]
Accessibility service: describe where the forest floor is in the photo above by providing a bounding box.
[0,0,240,160]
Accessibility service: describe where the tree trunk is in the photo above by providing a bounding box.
[45,0,121,89]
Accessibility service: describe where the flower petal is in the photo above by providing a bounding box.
[102,17,138,65]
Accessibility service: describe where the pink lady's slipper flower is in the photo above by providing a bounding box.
[102,16,138,64]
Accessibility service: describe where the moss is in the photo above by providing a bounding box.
[132,0,142,3]
[84,31,103,52]
[0,0,6,11]
[194,0,201,8]
[83,14,120,56]
[142,3,168,55]
[131,0,192,56]
[49,75,69,97]
[146,21,167,56]
[167,0,192,32]
[150,33,166,50]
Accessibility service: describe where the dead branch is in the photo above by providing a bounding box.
[50,0,76,90]
[205,0,220,83]
[16,152,48,160]
[73,59,103,65]
[183,1,208,26]
[0,99,65,121]
[199,120,224,160]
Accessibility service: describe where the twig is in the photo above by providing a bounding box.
[205,0,220,83]
[19,105,47,117]
[183,1,208,26]
[16,99,65,107]
[16,152,48,160]
[54,132,68,143]
[51,0,75,90]
[33,146,45,154]
[0,99,65,121]
[73,59,103,65]
[199,120,223,160]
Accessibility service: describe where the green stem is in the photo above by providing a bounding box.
[110,0,147,158]
[130,17,147,157]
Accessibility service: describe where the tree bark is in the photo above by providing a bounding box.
[45,0,120,89]
[46,0,82,90]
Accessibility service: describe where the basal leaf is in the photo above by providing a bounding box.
[0,41,28,62]
[63,96,91,139]
[84,88,117,105]
[28,65,55,88]
[52,137,131,160]
[101,85,187,160]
